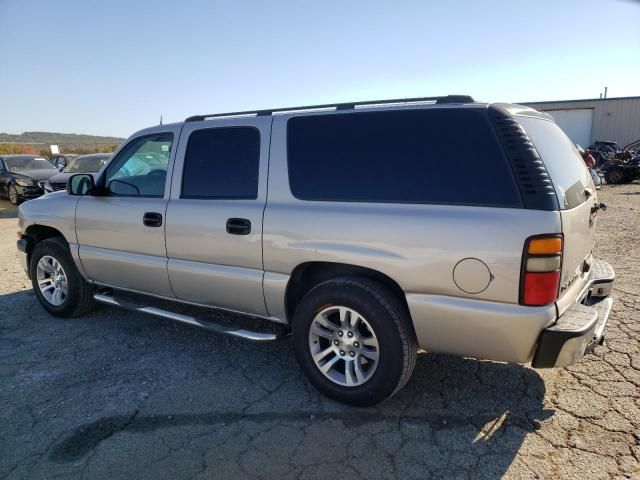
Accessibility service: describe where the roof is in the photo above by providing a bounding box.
[521,95,640,105]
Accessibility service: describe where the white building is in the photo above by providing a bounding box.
[522,96,640,148]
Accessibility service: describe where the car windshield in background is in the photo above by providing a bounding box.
[63,156,109,173]
[4,157,58,171]
[111,152,169,179]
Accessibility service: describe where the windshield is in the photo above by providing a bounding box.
[64,156,109,173]
[4,157,57,172]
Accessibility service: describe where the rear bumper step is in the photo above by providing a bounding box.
[93,292,289,342]
[532,258,615,368]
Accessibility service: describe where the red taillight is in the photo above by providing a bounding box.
[521,235,563,306]
[522,271,561,306]
[584,153,596,169]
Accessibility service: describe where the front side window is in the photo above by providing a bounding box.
[105,133,173,197]
[181,127,260,199]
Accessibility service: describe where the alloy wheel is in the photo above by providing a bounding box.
[308,306,380,387]
[36,255,68,306]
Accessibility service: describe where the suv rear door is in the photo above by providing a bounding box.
[164,117,271,317]
[516,115,597,313]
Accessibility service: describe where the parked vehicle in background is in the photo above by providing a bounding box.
[50,154,79,172]
[0,155,58,204]
[44,153,110,193]
[587,141,622,167]
[601,154,640,185]
[16,96,615,405]
[588,141,622,155]
[577,144,601,189]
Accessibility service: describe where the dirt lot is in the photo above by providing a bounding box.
[0,185,639,480]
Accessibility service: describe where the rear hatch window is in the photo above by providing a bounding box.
[515,116,592,209]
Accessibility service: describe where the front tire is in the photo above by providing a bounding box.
[8,184,21,205]
[292,276,417,406]
[30,238,95,318]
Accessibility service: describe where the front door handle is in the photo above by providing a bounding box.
[226,218,251,235]
[143,212,163,227]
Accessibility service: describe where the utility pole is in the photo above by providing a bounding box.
[604,87,608,99]
[160,115,163,125]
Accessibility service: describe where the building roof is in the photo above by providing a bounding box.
[522,96,640,105]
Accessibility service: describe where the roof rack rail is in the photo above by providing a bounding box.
[184,95,475,122]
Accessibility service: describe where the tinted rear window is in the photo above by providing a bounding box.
[517,117,591,209]
[182,127,260,199]
[287,109,522,207]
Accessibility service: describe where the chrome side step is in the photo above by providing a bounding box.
[93,292,288,342]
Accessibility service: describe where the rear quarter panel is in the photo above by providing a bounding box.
[263,114,562,305]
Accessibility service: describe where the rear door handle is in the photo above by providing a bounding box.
[143,212,163,227]
[226,218,251,235]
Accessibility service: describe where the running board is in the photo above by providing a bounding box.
[93,292,288,342]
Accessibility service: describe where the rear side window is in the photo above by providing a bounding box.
[287,109,522,207]
[181,127,260,199]
[517,117,591,209]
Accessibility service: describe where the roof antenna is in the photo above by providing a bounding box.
[160,114,163,125]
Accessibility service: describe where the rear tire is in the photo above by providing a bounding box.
[292,276,417,406]
[30,238,95,318]
[605,168,625,185]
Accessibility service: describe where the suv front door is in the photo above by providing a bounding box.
[76,128,179,297]
[165,117,270,317]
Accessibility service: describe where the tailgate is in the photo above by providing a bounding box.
[515,115,597,314]
[557,195,596,306]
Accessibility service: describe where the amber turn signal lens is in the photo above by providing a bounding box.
[528,237,562,255]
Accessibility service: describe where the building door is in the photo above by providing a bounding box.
[544,108,594,147]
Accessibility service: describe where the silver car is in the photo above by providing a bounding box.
[17,95,615,405]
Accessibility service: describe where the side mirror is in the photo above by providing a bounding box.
[67,174,95,195]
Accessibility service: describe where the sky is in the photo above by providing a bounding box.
[0,0,638,138]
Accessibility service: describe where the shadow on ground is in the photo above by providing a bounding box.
[0,199,18,219]
[1,290,552,479]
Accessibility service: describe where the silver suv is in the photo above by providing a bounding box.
[17,95,615,406]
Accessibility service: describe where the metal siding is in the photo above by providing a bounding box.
[522,98,640,147]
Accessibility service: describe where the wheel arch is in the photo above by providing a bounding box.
[23,225,69,268]
[284,261,414,333]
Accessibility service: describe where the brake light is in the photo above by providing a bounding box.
[521,235,563,306]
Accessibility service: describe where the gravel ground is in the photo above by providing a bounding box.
[0,185,639,480]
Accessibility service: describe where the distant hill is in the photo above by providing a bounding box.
[0,131,124,145]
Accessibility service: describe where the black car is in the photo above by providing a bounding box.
[0,155,58,205]
[588,141,622,154]
[44,153,110,193]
